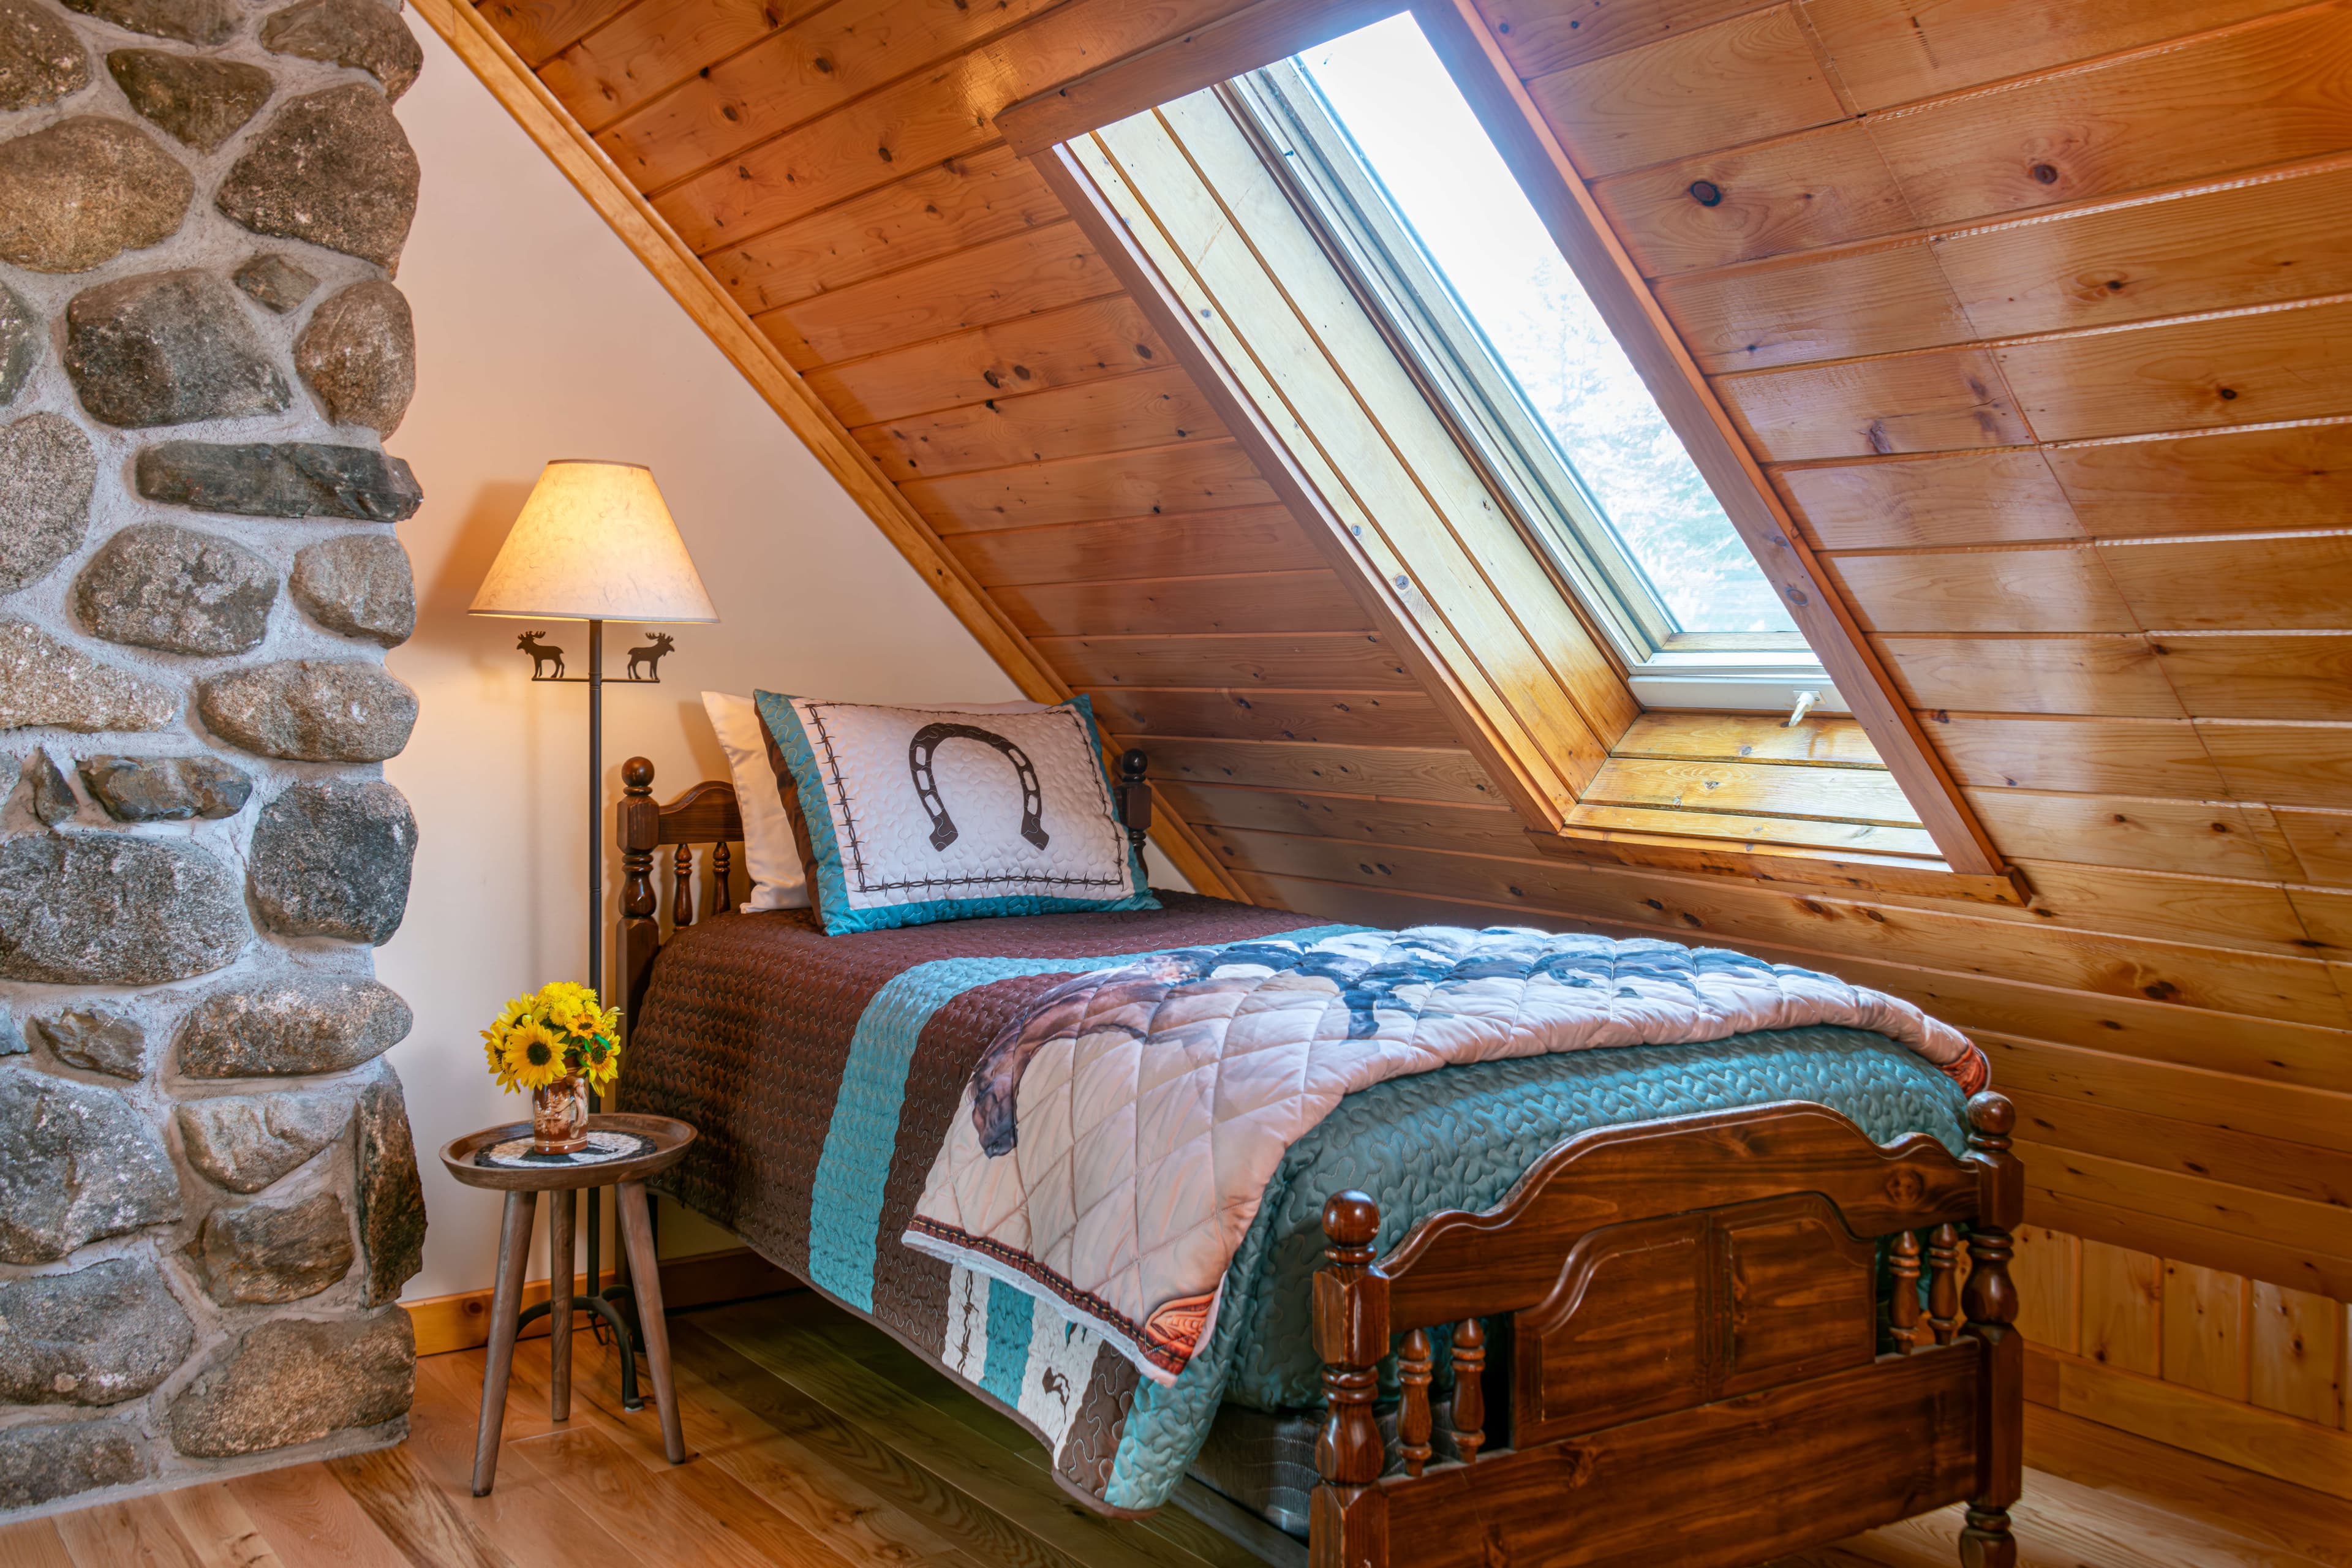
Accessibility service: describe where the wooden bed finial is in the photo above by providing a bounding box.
[1118,748,1152,853]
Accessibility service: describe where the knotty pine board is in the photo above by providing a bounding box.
[805,296,1171,428]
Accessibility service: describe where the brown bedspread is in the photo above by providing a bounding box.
[618,893,1330,1496]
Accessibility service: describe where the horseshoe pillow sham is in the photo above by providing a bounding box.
[752,690,1158,935]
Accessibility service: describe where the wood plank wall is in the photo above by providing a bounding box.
[462,0,2352,1490]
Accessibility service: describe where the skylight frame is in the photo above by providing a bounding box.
[1229,51,1839,704]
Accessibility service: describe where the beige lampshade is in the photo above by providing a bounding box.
[469,460,718,623]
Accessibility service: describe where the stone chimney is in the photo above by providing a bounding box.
[0,0,427,1517]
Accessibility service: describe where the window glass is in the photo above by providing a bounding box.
[1290,13,1797,636]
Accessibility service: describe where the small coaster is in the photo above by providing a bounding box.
[475,1129,654,1170]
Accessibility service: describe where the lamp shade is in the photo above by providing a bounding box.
[469,460,718,623]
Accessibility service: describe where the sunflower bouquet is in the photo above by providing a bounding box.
[481,981,623,1096]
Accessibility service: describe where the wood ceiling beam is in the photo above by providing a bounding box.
[407,0,1245,900]
[997,0,1406,156]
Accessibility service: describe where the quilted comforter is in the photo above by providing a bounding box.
[622,895,1982,1515]
[904,924,1985,1388]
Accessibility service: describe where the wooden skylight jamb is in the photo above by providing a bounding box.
[1036,129,1629,834]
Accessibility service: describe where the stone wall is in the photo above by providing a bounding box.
[0,0,425,1518]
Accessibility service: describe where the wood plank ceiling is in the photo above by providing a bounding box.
[450,0,2352,1446]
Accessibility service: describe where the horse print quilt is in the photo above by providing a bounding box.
[622,895,1985,1515]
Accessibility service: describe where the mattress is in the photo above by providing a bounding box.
[620,895,1973,1515]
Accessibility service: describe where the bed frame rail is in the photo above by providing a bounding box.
[1312,1093,2022,1568]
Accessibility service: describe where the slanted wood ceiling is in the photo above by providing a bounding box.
[447,0,2352,1399]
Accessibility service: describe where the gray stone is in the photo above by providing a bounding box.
[0,414,98,596]
[353,1066,421,1305]
[135,440,423,521]
[0,117,192,274]
[232,252,316,314]
[107,48,274,153]
[0,1259,195,1404]
[193,1191,353,1304]
[170,1308,412,1457]
[0,1013,23,1057]
[23,744,77,824]
[292,532,412,646]
[0,831,249,983]
[0,1422,145,1512]
[261,0,418,100]
[216,85,418,270]
[60,0,236,45]
[294,280,412,435]
[0,0,89,111]
[66,269,292,428]
[79,752,253,821]
[0,281,36,408]
[198,660,414,763]
[176,1090,348,1193]
[248,778,414,942]
[177,973,410,1078]
[0,1065,181,1262]
[75,521,279,656]
[0,620,178,731]
[32,1003,145,1079]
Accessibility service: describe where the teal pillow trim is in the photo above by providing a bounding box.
[752,690,1159,936]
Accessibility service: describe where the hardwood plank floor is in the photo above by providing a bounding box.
[11,1291,2339,1568]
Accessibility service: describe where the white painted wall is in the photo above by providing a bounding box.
[379,24,1028,1301]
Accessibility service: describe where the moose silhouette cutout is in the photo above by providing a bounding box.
[517,630,564,679]
[627,631,676,681]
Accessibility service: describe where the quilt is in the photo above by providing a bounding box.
[901,924,1986,1386]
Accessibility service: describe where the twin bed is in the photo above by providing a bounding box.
[609,752,2024,1568]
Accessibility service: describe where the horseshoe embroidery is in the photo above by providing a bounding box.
[908,723,1050,852]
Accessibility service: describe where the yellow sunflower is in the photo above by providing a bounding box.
[498,1019,571,1093]
[480,993,533,1080]
[572,1031,622,1093]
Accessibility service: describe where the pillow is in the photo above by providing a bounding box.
[753,690,1157,935]
[699,692,810,911]
[703,692,1053,913]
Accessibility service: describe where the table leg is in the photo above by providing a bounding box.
[616,1180,685,1464]
[548,1186,575,1423]
[473,1189,537,1496]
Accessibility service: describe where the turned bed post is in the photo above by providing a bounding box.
[1314,1191,1390,1568]
[618,756,663,1028]
[1961,1091,2024,1568]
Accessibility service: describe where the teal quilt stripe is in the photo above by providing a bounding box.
[804,926,1363,1310]
[980,1279,1034,1406]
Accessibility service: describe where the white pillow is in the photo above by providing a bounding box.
[701,692,1049,913]
[701,691,810,912]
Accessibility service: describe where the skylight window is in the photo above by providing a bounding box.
[1243,13,1806,660]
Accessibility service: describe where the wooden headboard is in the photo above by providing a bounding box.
[616,750,1156,1022]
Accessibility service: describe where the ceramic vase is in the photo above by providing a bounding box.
[531,1075,590,1155]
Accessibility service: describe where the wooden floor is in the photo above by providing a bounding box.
[6,1291,2346,1568]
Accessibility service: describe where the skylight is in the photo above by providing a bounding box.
[1276,13,1798,643]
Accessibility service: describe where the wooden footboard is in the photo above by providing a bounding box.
[1311,1094,2023,1568]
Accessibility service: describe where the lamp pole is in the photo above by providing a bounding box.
[584,617,605,1318]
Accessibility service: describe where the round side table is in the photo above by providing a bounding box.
[440,1112,696,1495]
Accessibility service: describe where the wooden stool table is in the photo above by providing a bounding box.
[439,1112,696,1495]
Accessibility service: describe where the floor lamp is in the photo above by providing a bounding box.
[470,460,717,1402]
